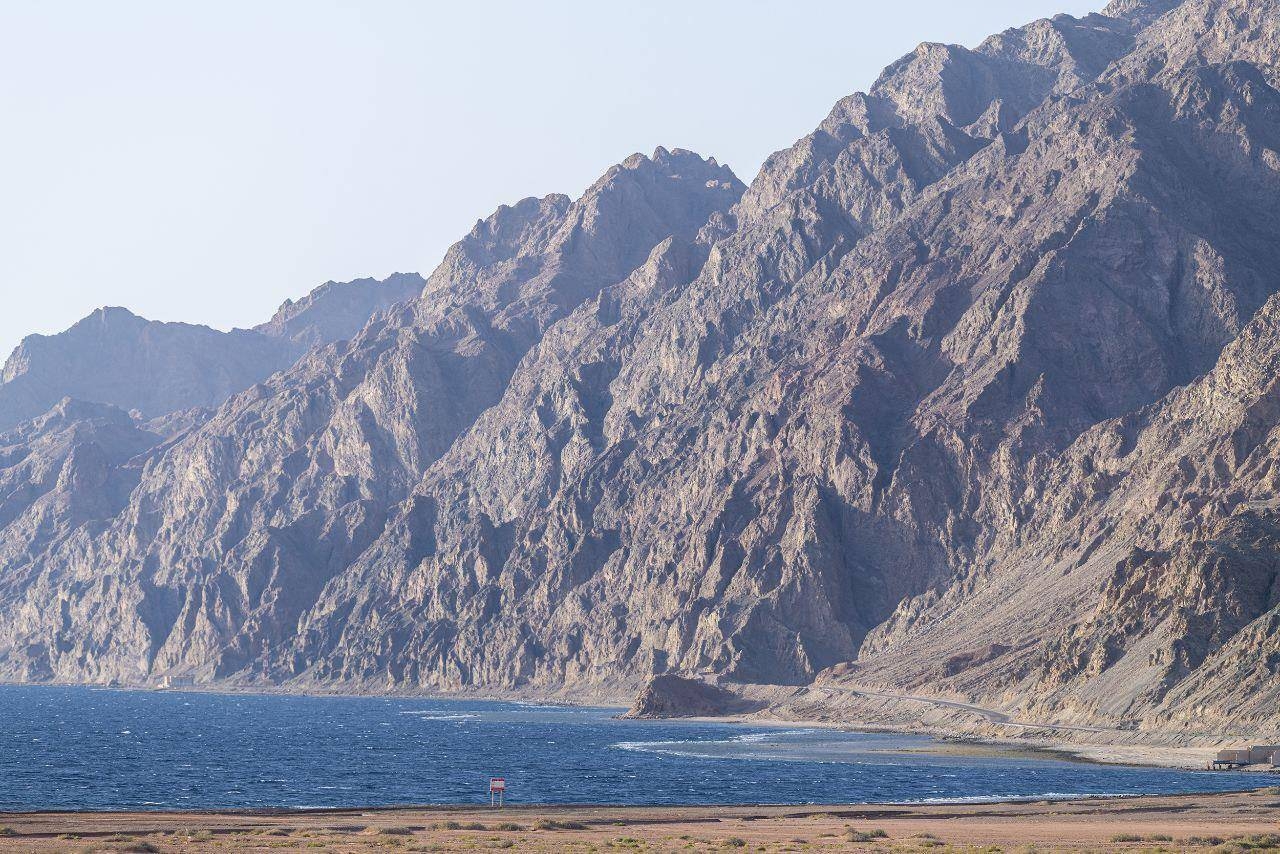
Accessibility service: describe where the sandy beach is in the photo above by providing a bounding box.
[709,683,1280,771]
[1,788,1277,852]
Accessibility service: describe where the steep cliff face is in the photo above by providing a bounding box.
[0,273,424,431]
[1,0,1278,734]
[841,0,1280,730]
[855,290,1280,731]
[284,0,1280,704]
[0,149,743,685]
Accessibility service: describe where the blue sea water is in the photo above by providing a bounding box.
[0,686,1269,811]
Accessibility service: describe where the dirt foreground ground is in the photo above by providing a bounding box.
[1,788,1278,853]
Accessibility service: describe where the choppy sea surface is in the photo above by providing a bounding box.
[0,686,1268,810]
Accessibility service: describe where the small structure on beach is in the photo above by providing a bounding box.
[1211,745,1280,769]
[160,675,196,689]
[1248,745,1280,765]
[1212,749,1249,768]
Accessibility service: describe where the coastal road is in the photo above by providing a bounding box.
[812,684,1116,734]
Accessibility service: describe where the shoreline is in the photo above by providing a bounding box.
[0,786,1265,817]
[2,789,1278,852]
[2,680,1266,773]
[676,710,1248,772]
[672,711,1122,768]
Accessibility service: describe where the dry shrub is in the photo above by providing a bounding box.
[532,819,587,830]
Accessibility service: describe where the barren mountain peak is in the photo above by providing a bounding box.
[1102,0,1184,25]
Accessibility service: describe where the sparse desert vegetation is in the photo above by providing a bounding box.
[0,789,1277,852]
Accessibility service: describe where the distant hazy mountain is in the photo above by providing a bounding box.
[0,273,423,431]
[1,0,1278,742]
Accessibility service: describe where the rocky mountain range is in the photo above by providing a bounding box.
[2,0,1278,740]
[0,273,423,432]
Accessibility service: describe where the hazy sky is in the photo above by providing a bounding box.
[1,0,1103,359]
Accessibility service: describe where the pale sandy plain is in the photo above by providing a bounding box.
[1,789,1278,853]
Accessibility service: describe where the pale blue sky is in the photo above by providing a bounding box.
[1,0,1102,358]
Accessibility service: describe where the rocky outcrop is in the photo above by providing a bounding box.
[0,0,1278,738]
[0,273,423,431]
[623,676,745,719]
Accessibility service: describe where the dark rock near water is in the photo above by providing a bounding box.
[623,676,744,719]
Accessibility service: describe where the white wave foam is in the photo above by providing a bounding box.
[726,730,815,743]
[398,711,476,720]
[611,729,823,759]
